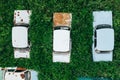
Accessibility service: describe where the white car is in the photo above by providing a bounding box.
[12,10,31,58]
[53,13,72,63]
[0,67,38,80]
[92,11,114,61]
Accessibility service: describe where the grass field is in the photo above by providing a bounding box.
[1,0,120,80]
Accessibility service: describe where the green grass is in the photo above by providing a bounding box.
[0,0,120,80]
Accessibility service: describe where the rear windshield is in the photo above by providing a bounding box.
[96,24,112,30]
[54,26,70,30]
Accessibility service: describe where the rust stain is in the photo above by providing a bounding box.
[21,19,23,22]
[1,68,5,70]
[53,13,72,27]
[16,67,26,70]
[20,74,25,79]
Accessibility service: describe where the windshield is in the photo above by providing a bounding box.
[25,71,31,80]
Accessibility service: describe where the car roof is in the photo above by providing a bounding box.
[30,70,38,80]
[96,28,114,51]
[0,70,4,80]
[53,30,70,52]
[12,27,28,48]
